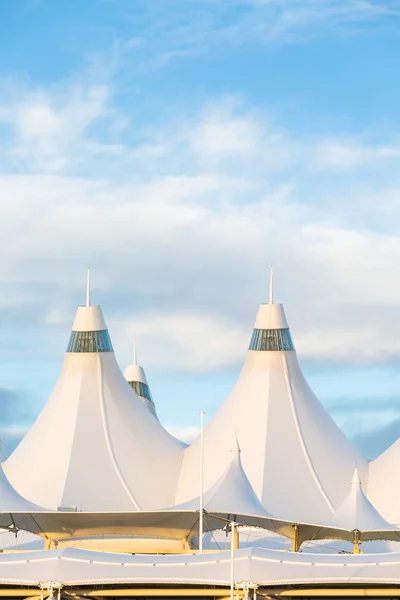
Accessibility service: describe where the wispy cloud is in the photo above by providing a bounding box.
[316,139,400,169]
[165,425,199,445]
[115,0,400,64]
[352,418,400,460]
[1,78,400,372]
[0,82,113,173]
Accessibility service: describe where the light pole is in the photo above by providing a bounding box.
[199,411,206,554]
[230,520,236,600]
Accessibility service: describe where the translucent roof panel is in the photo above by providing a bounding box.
[66,330,113,353]
[128,380,153,402]
[249,328,294,351]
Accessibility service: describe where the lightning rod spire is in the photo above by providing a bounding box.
[269,265,274,305]
[86,268,91,307]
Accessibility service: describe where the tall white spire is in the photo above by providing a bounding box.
[352,466,361,486]
[269,265,274,305]
[86,268,91,307]
[133,339,137,366]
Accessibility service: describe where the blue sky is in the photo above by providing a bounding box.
[1,0,400,458]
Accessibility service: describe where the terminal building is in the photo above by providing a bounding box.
[0,272,399,599]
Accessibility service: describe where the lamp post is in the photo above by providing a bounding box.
[199,411,206,554]
[230,520,236,600]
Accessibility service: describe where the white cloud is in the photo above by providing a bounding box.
[165,425,199,444]
[121,0,400,62]
[1,84,111,173]
[316,140,400,169]
[110,311,249,371]
[183,98,295,173]
[1,80,400,370]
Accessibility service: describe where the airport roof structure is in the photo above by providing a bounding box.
[1,269,400,592]
[3,272,184,512]
[2,546,400,593]
[176,269,367,524]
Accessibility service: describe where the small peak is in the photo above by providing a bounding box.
[86,268,91,307]
[231,436,241,454]
[269,265,274,305]
[352,467,361,486]
[133,339,137,366]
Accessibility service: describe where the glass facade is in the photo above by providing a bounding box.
[67,330,113,353]
[128,380,153,402]
[249,328,294,351]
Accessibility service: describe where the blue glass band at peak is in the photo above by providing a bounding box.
[128,380,153,402]
[249,328,294,351]
[67,330,113,353]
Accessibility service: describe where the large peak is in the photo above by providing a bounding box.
[4,273,183,511]
[176,272,367,522]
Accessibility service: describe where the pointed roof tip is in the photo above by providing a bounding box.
[352,466,361,486]
[86,268,91,307]
[231,436,241,454]
[269,265,274,305]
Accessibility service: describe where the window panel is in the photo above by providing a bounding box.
[249,328,294,351]
[128,380,154,402]
[66,330,113,353]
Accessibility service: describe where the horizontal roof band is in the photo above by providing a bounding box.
[249,328,294,352]
[66,330,113,353]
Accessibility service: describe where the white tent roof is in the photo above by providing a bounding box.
[4,295,184,512]
[367,438,400,524]
[325,468,396,534]
[0,448,291,542]
[175,444,273,519]
[285,468,400,546]
[6,465,397,546]
[165,444,298,539]
[0,462,46,512]
[176,282,367,523]
[0,446,295,543]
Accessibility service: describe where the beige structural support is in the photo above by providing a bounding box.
[291,523,300,552]
[230,520,236,600]
[199,410,206,554]
[233,523,239,550]
[65,590,238,598]
[352,529,362,554]
[264,590,400,597]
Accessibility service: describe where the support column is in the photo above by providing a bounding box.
[233,525,239,550]
[199,411,206,554]
[353,530,361,554]
[230,521,236,600]
[291,524,300,553]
